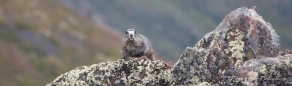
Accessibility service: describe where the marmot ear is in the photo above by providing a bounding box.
[125,31,128,34]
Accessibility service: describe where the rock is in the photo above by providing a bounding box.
[47,6,292,86]
[171,6,281,85]
[46,56,172,86]
[223,54,292,85]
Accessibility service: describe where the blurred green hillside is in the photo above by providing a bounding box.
[1,0,292,85]
[0,0,123,85]
[60,0,292,61]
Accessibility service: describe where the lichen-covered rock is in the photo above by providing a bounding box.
[171,6,281,85]
[46,57,172,86]
[47,6,292,86]
[223,54,292,85]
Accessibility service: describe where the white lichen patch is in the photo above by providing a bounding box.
[247,71,258,81]
[259,64,267,75]
[249,9,265,24]
[228,29,245,66]
[47,7,288,86]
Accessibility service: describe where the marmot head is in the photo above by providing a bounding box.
[124,29,137,41]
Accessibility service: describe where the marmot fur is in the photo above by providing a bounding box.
[121,29,154,60]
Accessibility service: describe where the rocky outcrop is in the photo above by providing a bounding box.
[171,6,281,85]
[222,53,292,85]
[46,57,173,86]
[47,7,292,86]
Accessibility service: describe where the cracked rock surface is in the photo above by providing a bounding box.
[47,7,292,86]
[47,57,172,86]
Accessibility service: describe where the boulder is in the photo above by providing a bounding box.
[172,6,281,85]
[47,6,292,86]
[47,57,172,86]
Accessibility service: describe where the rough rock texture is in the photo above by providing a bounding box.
[47,7,292,86]
[47,56,172,86]
[173,48,292,86]
[171,6,281,85]
[223,54,292,85]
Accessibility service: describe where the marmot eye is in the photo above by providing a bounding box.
[125,31,128,34]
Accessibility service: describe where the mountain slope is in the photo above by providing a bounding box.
[0,0,122,85]
[59,0,292,61]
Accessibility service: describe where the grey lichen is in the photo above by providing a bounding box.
[47,6,292,86]
[47,57,172,86]
[223,54,292,85]
[172,6,281,85]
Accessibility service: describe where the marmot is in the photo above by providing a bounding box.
[121,29,155,60]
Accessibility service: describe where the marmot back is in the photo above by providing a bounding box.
[121,29,154,60]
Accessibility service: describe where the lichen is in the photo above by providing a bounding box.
[47,6,291,86]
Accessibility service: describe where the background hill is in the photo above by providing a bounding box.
[59,0,292,61]
[0,0,291,85]
[0,0,123,85]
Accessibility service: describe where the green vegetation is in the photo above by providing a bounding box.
[0,0,291,85]
[0,0,122,85]
[82,0,292,61]
[0,30,18,42]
